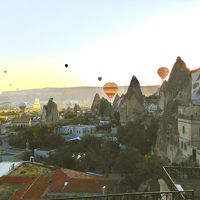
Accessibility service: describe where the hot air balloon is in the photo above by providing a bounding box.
[65,64,68,68]
[4,70,6,74]
[103,82,118,100]
[98,77,102,81]
[19,102,26,112]
[157,67,169,80]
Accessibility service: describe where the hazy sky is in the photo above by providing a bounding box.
[1,0,200,92]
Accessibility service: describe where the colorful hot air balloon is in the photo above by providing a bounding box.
[157,67,169,80]
[103,82,118,100]
[98,77,102,81]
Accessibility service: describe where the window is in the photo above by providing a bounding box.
[181,141,183,149]
[184,143,187,151]
[182,126,185,134]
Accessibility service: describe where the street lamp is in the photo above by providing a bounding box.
[102,186,106,195]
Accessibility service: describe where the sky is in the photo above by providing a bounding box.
[1,0,200,92]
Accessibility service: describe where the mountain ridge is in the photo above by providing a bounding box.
[0,85,160,108]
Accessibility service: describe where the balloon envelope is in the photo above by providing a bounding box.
[65,64,68,68]
[4,70,6,73]
[98,77,102,81]
[103,82,118,100]
[157,67,169,80]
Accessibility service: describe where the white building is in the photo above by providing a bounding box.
[58,125,96,137]
[34,149,55,158]
[178,105,200,163]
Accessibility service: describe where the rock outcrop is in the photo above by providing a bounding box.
[113,94,120,111]
[117,75,145,124]
[91,93,101,116]
[156,57,192,160]
[41,98,59,124]
[91,93,112,118]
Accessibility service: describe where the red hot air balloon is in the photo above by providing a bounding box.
[98,77,102,81]
[157,67,169,80]
[103,82,118,100]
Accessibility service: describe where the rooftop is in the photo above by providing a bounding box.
[0,162,22,177]
[9,162,51,176]
[12,117,31,123]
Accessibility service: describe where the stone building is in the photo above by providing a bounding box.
[178,105,200,163]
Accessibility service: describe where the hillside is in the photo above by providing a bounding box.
[0,85,159,109]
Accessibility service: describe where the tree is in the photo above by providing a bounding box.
[100,140,120,174]
[73,104,81,113]
[113,111,120,125]
[51,146,76,168]
[117,117,158,155]
[114,147,143,191]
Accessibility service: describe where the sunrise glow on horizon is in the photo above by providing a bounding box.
[1,1,200,92]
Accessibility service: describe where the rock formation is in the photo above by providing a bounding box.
[117,75,145,124]
[98,97,113,118]
[156,57,192,160]
[91,93,101,116]
[41,98,59,124]
[112,94,120,111]
[91,93,112,118]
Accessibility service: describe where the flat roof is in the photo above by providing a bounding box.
[0,162,22,177]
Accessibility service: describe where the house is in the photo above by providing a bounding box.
[99,120,110,125]
[12,116,32,127]
[0,161,112,199]
[178,105,200,163]
[0,162,53,200]
[47,168,112,197]
[34,148,56,158]
[57,125,96,137]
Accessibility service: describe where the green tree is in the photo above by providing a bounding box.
[117,117,158,155]
[100,140,120,174]
[114,147,143,191]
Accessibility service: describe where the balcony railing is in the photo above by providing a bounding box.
[164,166,200,180]
[45,190,194,200]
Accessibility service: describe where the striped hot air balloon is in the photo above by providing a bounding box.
[103,82,118,100]
[157,67,169,80]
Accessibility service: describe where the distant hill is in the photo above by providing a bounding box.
[0,85,159,109]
